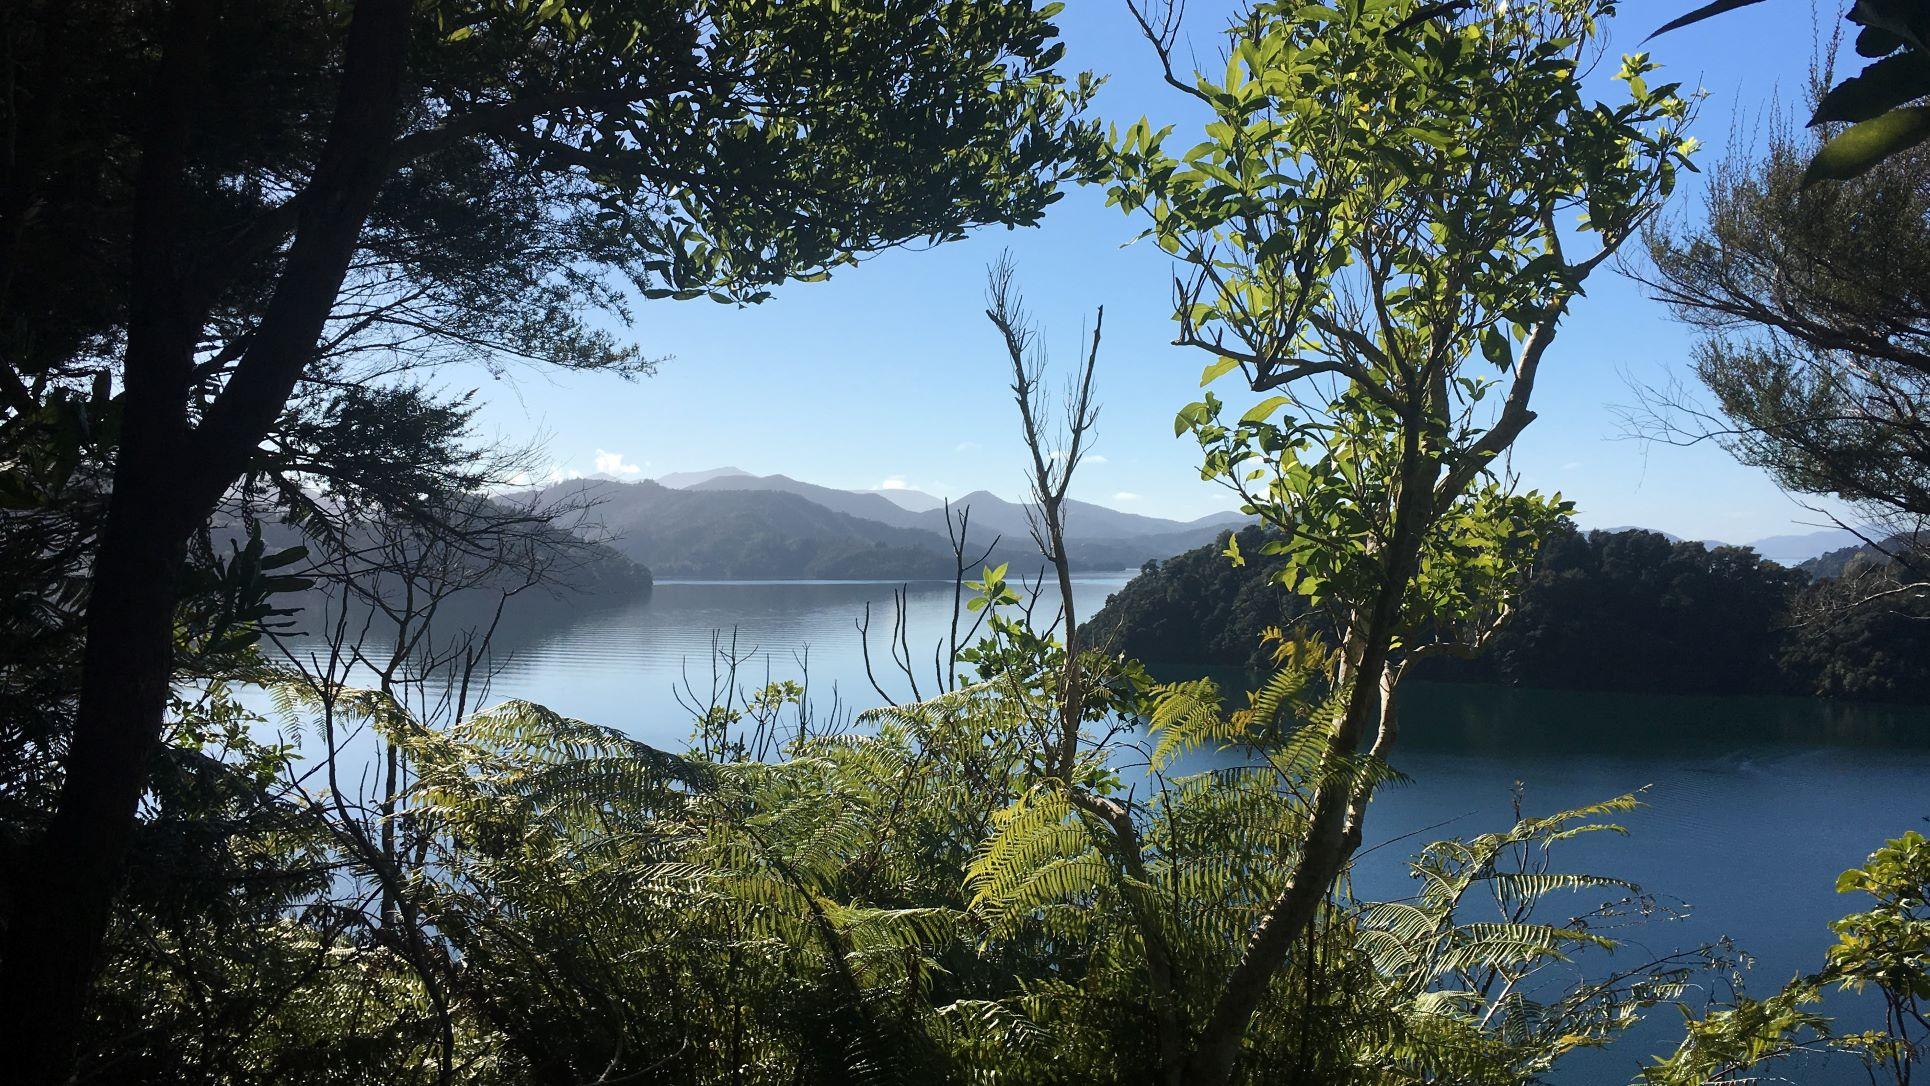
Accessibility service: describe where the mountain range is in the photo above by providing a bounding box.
[542,470,1249,580]
[525,467,1866,582]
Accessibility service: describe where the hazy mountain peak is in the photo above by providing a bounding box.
[535,470,1249,580]
[654,466,752,489]
[952,488,1012,506]
[869,487,947,513]
[1745,528,1868,563]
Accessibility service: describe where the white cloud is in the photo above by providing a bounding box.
[1560,461,1583,471]
[880,475,911,491]
[954,441,980,454]
[1048,450,1107,465]
[1089,454,1108,464]
[545,464,585,483]
[1114,491,1141,503]
[594,449,643,476]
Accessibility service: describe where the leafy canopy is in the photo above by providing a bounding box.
[1109,0,1692,654]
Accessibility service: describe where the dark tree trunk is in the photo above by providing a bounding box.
[0,398,199,1083]
[0,0,211,1075]
[0,1,411,1078]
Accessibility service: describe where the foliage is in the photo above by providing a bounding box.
[35,373,1898,1086]
[1782,550,1930,701]
[1093,2,1691,1075]
[1088,522,1930,702]
[1650,0,1929,184]
[17,533,1746,1086]
[1638,105,1930,540]
[0,2,1104,1066]
[10,0,1921,1081]
[1464,526,1802,696]
[1083,525,1308,673]
[1104,0,1690,722]
[1645,831,1930,1084]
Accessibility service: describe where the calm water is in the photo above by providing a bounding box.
[270,576,1930,1081]
[430,575,1140,734]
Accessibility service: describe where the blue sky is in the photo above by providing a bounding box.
[468,0,1848,542]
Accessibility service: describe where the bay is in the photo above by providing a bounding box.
[266,575,1930,1082]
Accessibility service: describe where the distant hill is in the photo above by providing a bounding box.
[540,476,1247,580]
[1800,534,1926,579]
[1748,528,1868,564]
[655,466,752,489]
[872,487,947,513]
[1592,525,1874,565]
[688,472,931,530]
[1800,542,1875,579]
[671,469,1250,543]
[547,478,966,579]
[906,488,1245,544]
[216,499,653,636]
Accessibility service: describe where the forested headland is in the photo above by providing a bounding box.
[1086,524,1930,702]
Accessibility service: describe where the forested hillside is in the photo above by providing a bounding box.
[541,477,1243,578]
[213,502,653,633]
[1085,524,1930,702]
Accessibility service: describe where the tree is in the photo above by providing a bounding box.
[1459,526,1804,696]
[1782,557,1930,701]
[1634,90,1930,605]
[1084,524,1838,700]
[0,0,1099,1076]
[1081,525,1309,673]
[1099,0,1693,1077]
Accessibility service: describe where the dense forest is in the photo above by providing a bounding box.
[1087,524,1930,701]
[2,0,1927,1084]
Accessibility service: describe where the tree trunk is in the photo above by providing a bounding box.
[0,419,198,1083]
[1181,423,1438,1086]
[0,1,410,1077]
[0,0,211,1073]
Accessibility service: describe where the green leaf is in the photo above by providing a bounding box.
[1856,24,1906,57]
[1480,325,1512,367]
[1240,396,1291,425]
[1809,52,1930,126]
[1804,105,1930,185]
[1853,0,1930,51]
[261,546,309,571]
[1200,356,1242,386]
